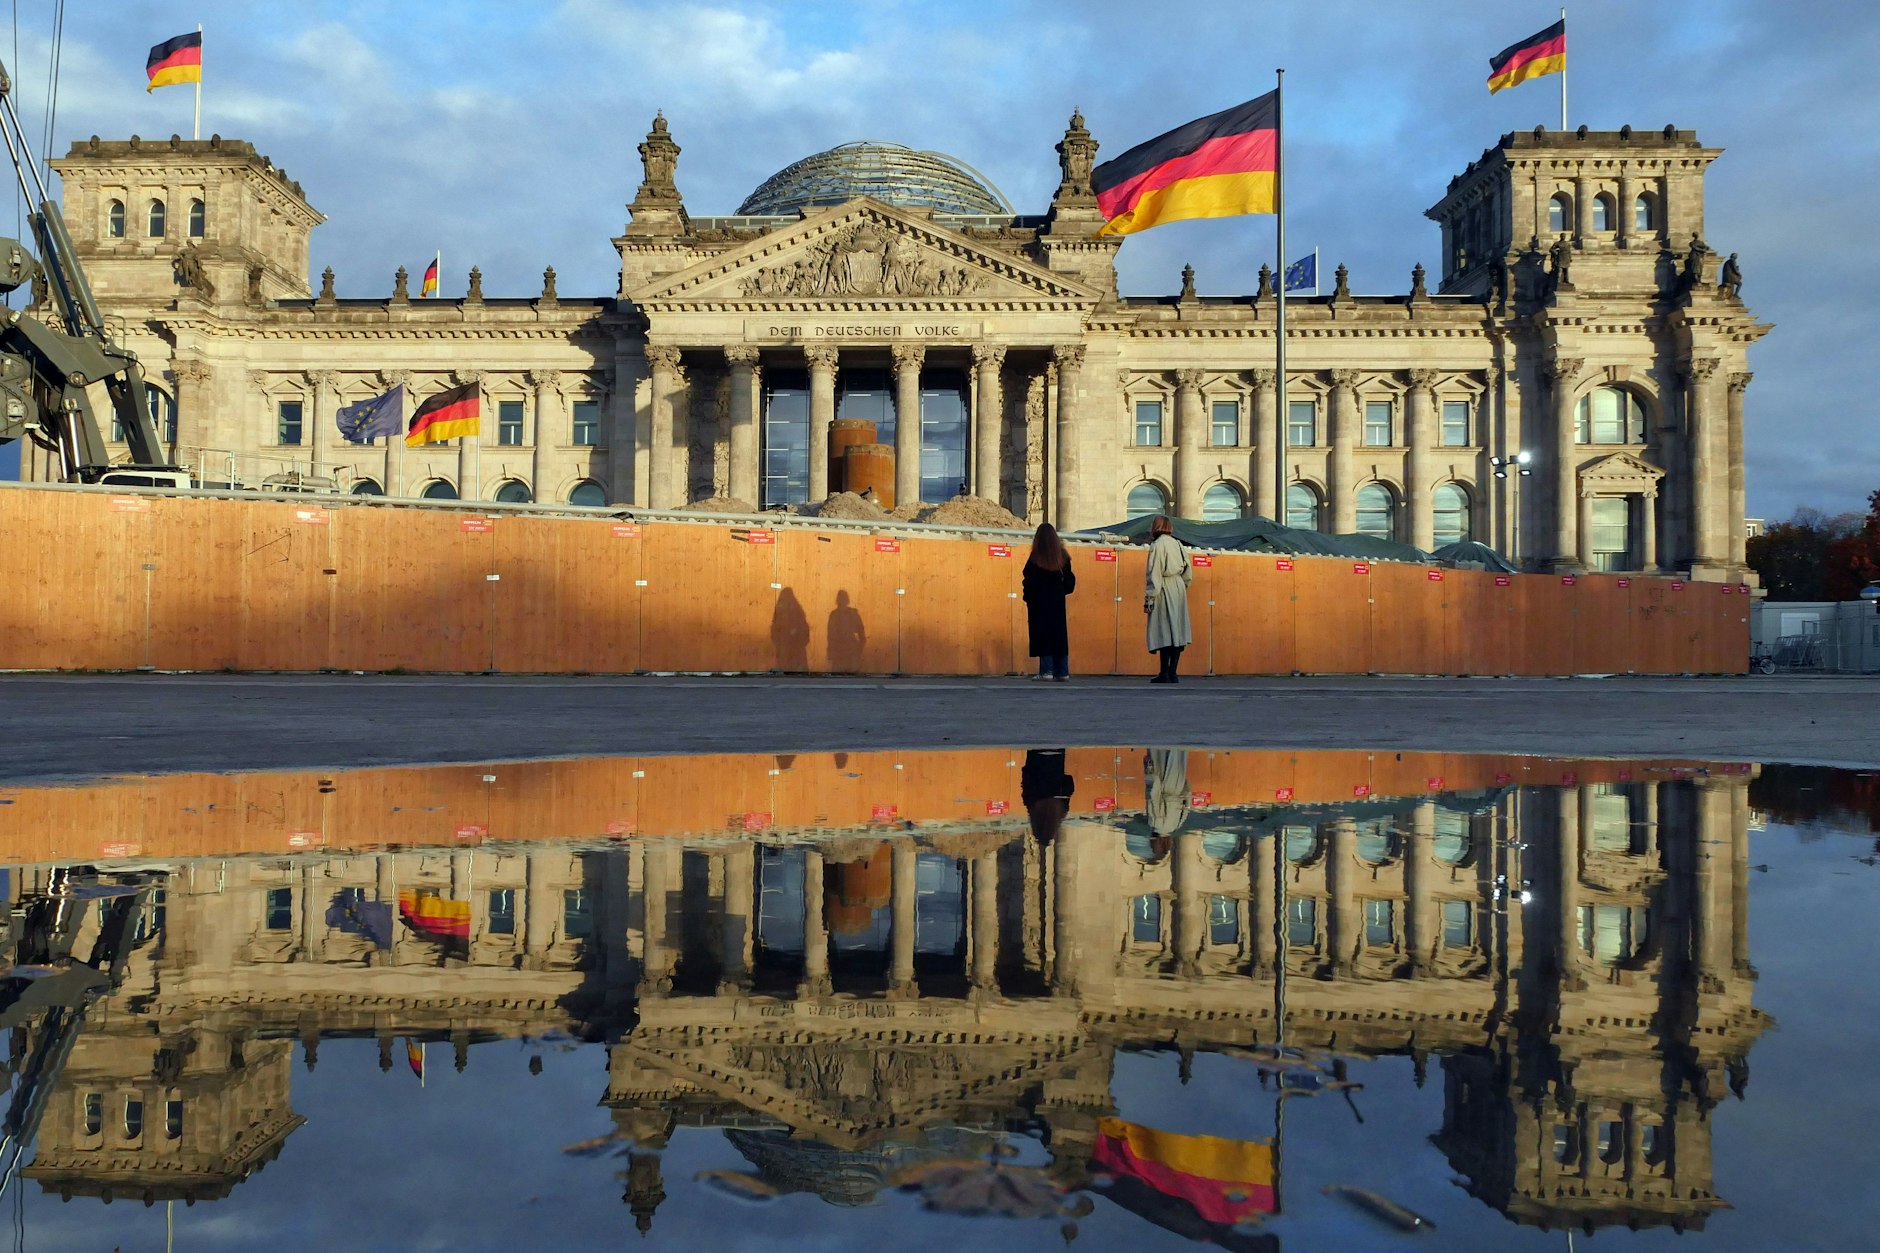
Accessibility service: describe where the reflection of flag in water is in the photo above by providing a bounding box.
[325,889,393,949]
[407,1039,425,1081]
[397,889,471,954]
[1093,1117,1275,1243]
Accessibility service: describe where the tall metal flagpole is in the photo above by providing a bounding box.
[1560,8,1568,130]
[192,25,202,142]
[1273,69,1288,522]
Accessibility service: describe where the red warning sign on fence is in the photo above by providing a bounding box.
[460,518,493,533]
[1353,783,1372,798]
[1276,558,1295,571]
[739,529,774,545]
[287,830,321,849]
[1617,577,1631,588]
[871,803,898,823]
[295,509,329,526]
[1275,786,1295,803]
[1560,771,1579,785]
[1739,583,1751,594]
[1094,796,1118,813]
[1427,569,1444,582]
[874,537,900,553]
[1190,791,1212,808]
[1095,548,1117,562]
[610,523,640,539]
[1427,776,1445,791]
[110,497,150,512]
[742,812,771,832]
[1494,575,1512,587]
[1560,575,1577,586]
[987,544,1011,558]
[1192,553,1213,567]
[1353,562,1370,575]
[1721,584,1735,594]
[986,800,1008,816]
[606,819,637,836]
[1671,581,1685,591]
[455,823,488,843]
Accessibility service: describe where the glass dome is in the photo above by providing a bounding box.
[737,141,1012,217]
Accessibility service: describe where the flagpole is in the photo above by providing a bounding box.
[1560,7,1568,130]
[1312,246,1320,297]
[193,25,202,141]
[1273,68,1287,523]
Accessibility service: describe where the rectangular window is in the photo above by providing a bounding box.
[762,372,811,507]
[571,400,600,447]
[1441,400,1471,446]
[1590,496,1632,571]
[563,888,592,940]
[1134,400,1164,447]
[1363,400,1392,447]
[1441,899,1472,948]
[1287,896,1318,948]
[1287,400,1316,447]
[1208,895,1240,946]
[497,400,524,446]
[1364,898,1395,947]
[918,375,968,502]
[488,888,516,936]
[1210,400,1239,447]
[1589,783,1635,852]
[1131,893,1162,943]
[265,886,292,931]
[276,400,304,446]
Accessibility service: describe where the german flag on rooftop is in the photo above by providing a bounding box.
[145,31,202,92]
[1487,19,1566,94]
[405,382,480,447]
[1092,90,1277,238]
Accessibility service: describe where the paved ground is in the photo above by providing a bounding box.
[0,672,1874,780]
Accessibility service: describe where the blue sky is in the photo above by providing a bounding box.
[0,0,1871,520]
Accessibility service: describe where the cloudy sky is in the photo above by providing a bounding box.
[0,0,1869,519]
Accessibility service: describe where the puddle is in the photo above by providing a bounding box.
[0,748,1873,1250]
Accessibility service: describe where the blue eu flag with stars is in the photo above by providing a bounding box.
[335,384,404,443]
[1283,253,1316,293]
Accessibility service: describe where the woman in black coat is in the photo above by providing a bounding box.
[1021,523,1076,681]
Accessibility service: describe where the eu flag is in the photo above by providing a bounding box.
[1283,253,1316,293]
[336,384,404,443]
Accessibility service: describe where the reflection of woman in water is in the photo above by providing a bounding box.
[1144,747,1190,838]
[1022,523,1076,681]
[1021,749,1075,847]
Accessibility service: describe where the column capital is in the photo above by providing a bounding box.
[804,343,840,371]
[891,342,925,373]
[1051,343,1085,369]
[307,370,337,391]
[1481,364,1501,386]
[1323,368,1358,389]
[248,370,271,391]
[1401,367,1438,392]
[526,368,562,394]
[1175,368,1205,392]
[1246,367,1276,391]
[971,343,1007,370]
[1727,370,1754,394]
[377,368,409,388]
[1685,357,1721,384]
[644,344,683,373]
[1542,357,1585,388]
[450,369,486,388]
[724,345,760,368]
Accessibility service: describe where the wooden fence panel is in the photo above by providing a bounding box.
[640,522,777,672]
[899,535,1018,675]
[330,508,494,671]
[1111,547,1158,676]
[1294,558,1374,673]
[1063,543,1120,678]
[1372,564,1447,674]
[549,518,644,674]
[1627,578,1679,674]
[238,500,336,671]
[0,489,147,670]
[775,528,900,674]
[1445,570,1509,675]
[1515,575,1576,676]
[146,495,246,670]
[1212,556,1295,675]
[1570,575,1632,674]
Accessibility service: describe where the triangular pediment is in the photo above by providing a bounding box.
[636,199,1102,307]
[1578,451,1665,484]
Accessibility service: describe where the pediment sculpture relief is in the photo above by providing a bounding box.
[739,222,985,298]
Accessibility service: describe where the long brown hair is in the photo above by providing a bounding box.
[1029,522,1067,571]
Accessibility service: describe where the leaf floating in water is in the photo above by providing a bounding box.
[1323,1185,1436,1232]
[696,1170,782,1203]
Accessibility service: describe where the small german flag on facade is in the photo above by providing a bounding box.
[406,382,480,446]
[145,32,202,92]
[420,255,439,298]
[1092,91,1278,238]
[1487,19,1566,94]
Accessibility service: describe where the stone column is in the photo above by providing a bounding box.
[1407,803,1437,972]
[308,371,334,479]
[528,369,560,507]
[300,866,326,962]
[610,334,641,505]
[456,373,483,501]
[376,853,403,966]
[1326,370,1358,534]
[806,344,839,501]
[892,343,925,509]
[970,851,999,993]
[1617,165,1635,249]
[521,853,555,972]
[646,346,684,510]
[1694,780,1732,988]
[889,841,919,996]
[642,842,679,993]
[973,344,1006,502]
[1052,345,1085,529]
[1327,818,1357,971]
[1545,358,1585,568]
[1573,174,1592,243]
[719,843,755,992]
[1558,788,1582,989]
[1643,491,1660,571]
[1577,490,1596,569]
[1686,358,1721,567]
[1173,369,1206,519]
[1404,368,1437,550]
[1172,831,1206,976]
[799,849,830,997]
[1248,369,1277,521]
[1247,820,1275,973]
[1727,372,1751,568]
[380,370,409,496]
[725,347,760,506]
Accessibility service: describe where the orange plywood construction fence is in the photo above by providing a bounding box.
[0,486,1744,678]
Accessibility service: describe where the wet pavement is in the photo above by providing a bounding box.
[2,745,1876,1250]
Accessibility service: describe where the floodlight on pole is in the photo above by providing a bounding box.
[1489,451,1533,567]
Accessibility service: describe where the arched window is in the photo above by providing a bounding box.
[1634,193,1656,233]
[1201,482,1244,522]
[350,478,384,496]
[1283,825,1322,866]
[1592,193,1614,231]
[1125,481,1167,520]
[1355,483,1396,539]
[145,384,176,444]
[1574,386,1649,444]
[493,479,532,504]
[1202,831,1247,864]
[1433,483,1471,546]
[1432,810,1474,866]
[124,1098,144,1140]
[1285,483,1322,531]
[420,479,458,500]
[106,199,125,238]
[83,1093,102,1137]
[1548,193,1571,233]
[147,198,166,237]
[1354,818,1399,865]
[568,480,606,507]
[188,198,205,237]
[1125,831,1169,865]
[165,1100,184,1140]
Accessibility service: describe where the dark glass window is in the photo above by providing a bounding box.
[569,480,605,507]
[1442,899,1473,948]
[1288,896,1317,947]
[1208,895,1240,945]
[1135,400,1164,447]
[1202,483,1243,522]
[420,480,458,501]
[148,385,176,443]
[571,400,600,447]
[277,400,304,446]
[497,400,524,446]
[84,1093,102,1136]
[147,199,166,237]
[1287,400,1316,446]
[1441,400,1471,446]
[1356,484,1396,539]
[1126,482,1167,520]
[166,1100,184,1139]
[563,888,592,940]
[107,199,125,238]
[1131,894,1162,943]
[124,1098,144,1139]
[494,480,531,504]
[918,370,967,502]
[1285,484,1321,531]
[265,887,292,931]
[762,369,810,507]
[488,888,516,936]
[1364,898,1395,947]
[1364,401,1392,447]
[1210,400,1239,447]
[837,368,893,443]
[351,479,383,496]
[188,198,205,237]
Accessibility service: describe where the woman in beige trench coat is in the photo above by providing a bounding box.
[1143,515,1193,683]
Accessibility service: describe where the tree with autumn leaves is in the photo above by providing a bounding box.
[1748,492,1880,600]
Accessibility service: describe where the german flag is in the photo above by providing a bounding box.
[145,32,202,92]
[405,382,480,446]
[1092,91,1277,238]
[1487,19,1566,94]
[420,256,439,298]
[1092,1117,1276,1226]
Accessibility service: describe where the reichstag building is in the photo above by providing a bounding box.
[34,110,1767,574]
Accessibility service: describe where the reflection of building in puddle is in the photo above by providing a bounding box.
[1,753,1767,1236]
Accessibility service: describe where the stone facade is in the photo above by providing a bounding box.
[33,116,1769,575]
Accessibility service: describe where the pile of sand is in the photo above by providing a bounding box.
[682,495,759,514]
[802,491,889,520]
[916,495,1027,529]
